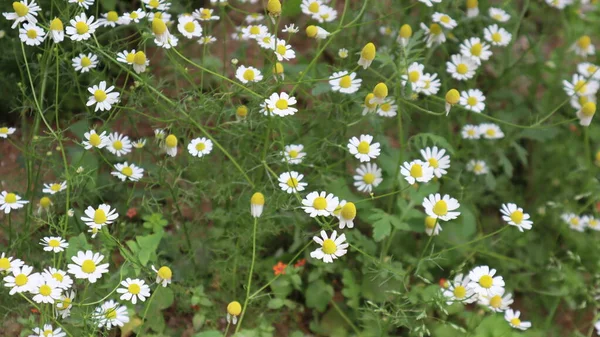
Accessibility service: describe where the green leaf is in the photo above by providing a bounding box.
[409,133,455,154]
[311,82,331,96]
[138,248,152,266]
[341,270,360,309]
[305,280,333,312]
[193,330,223,337]
[267,298,285,309]
[136,232,164,253]
[66,233,91,259]
[150,286,174,311]
[282,0,303,17]
[368,208,410,241]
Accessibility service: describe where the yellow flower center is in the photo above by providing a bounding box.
[410,164,423,178]
[322,239,337,254]
[340,202,356,220]
[274,62,284,74]
[286,178,298,188]
[94,209,107,224]
[453,285,466,299]
[0,127,8,134]
[276,44,287,55]
[81,56,92,67]
[430,23,442,35]
[408,70,420,83]
[5,193,17,204]
[357,141,370,154]
[26,29,37,39]
[149,0,160,8]
[249,26,261,35]
[52,272,64,282]
[39,284,52,296]
[575,80,588,94]
[288,150,299,158]
[123,52,135,63]
[456,63,468,75]
[152,18,167,35]
[13,2,29,17]
[184,21,196,33]
[373,83,388,98]
[433,200,448,216]
[313,197,327,210]
[479,275,493,288]
[105,307,118,319]
[467,0,478,8]
[440,15,451,24]
[467,96,478,106]
[510,210,523,224]
[157,266,172,279]
[76,21,89,35]
[251,192,264,206]
[133,51,146,65]
[428,158,439,168]
[381,103,392,112]
[262,36,272,43]
[81,260,96,273]
[89,133,102,147]
[492,32,502,43]
[275,99,288,110]
[570,217,580,226]
[165,134,177,148]
[227,301,242,316]
[470,43,482,56]
[15,274,28,286]
[363,173,375,184]
[510,318,521,326]
[399,24,412,38]
[306,25,318,38]
[582,102,596,117]
[128,283,141,294]
[339,75,352,88]
[489,295,502,308]
[243,69,255,81]
[474,163,483,172]
[0,258,10,270]
[200,9,211,19]
[57,297,71,310]
[40,196,51,208]
[107,11,118,22]
[43,330,52,337]
[308,1,320,13]
[446,89,460,104]
[425,216,437,229]
[486,129,496,137]
[121,166,133,177]
[130,12,139,19]
[492,14,503,21]
[588,65,597,74]
[48,239,61,247]
[195,142,206,151]
[467,129,476,136]
[578,35,591,49]
[236,105,248,117]
[361,42,376,60]
[112,140,124,151]
[94,90,107,103]
[364,93,377,108]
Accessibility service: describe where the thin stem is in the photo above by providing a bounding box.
[235,217,258,332]
[331,299,361,336]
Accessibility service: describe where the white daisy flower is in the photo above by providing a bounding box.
[177,16,202,39]
[489,7,510,22]
[120,9,146,24]
[447,54,478,81]
[572,35,595,57]
[479,288,513,312]
[66,13,98,41]
[479,123,504,139]
[423,193,460,221]
[265,92,298,117]
[353,163,383,193]
[416,72,441,96]
[459,89,486,113]
[193,8,220,21]
[418,0,441,6]
[306,25,330,39]
[545,0,573,9]
[310,230,348,263]
[67,250,110,283]
[117,49,136,65]
[466,160,488,175]
[500,203,533,231]
[562,212,585,232]
[42,267,73,290]
[68,0,94,9]
[400,160,435,185]
[94,300,130,329]
[42,181,67,194]
[236,66,263,84]
[278,171,307,193]
[578,64,600,84]
[86,81,120,112]
[425,216,443,236]
[111,162,144,182]
[97,11,120,27]
[420,22,446,48]
[0,191,29,214]
[348,134,381,162]
[106,132,132,156]
[282,23,299,33]
[72,53,98,73]
[484,24,512,47]
[505,309,532,330]
[256,33,276,49]
[313,6,337,23]
[334,200,356,229]
[242,24,268,40]
[466,0,479,17]
[302,191,339,217]
[3,0,41,29]
[31,276,62,304]
[0,126,16,138]
[357,42,376,69]
[461,124,481,139]
[133,138,146,149]
[377,98,398,117]
[329,71,362,94]
[273,39,295,61]
[81,204,119,229]
[198,35,217,45]
[131,51,149,74]
[282,144,305,164]
[301,0,323,16]
[83,130,108,150]
[31,324,66,337]
[152,265,173,287]
[338,48,349,58]
[56,290,75,319]
[143,0,170,11]
[420,146,450,178]
[563,74,599,97]
[0,253,24,272]
[401,62,425,91]
[187,137,213,157]
[460,37,492,65]
[432,12,457,29]
[117,278,151,304]
[583,215,600,231]
[442,273,477,305]
[152,17,173,47]
[147,11,172,24]
[244,12,264,23]
[40,236,68,253]
[3,265,38,295]
[19,22,45,46]
[467,265,505,297]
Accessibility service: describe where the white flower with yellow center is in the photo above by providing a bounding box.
[72,53,98,73]
[242,24,267,40]
[152,265,173,287]
[314,6,337,23]
[42,181,67,194]
[32,324,66,337]
[193,7,220,21]
[334,200,357,229]
[420,146,450,178]
[479,288,513,312]
[86,81,120,112]
[418,0,441,6]
[117,49,137,65]
[310,230,348,263]
[460,37,492,65]
[81,204,119,229]
[31,276,62,304]
[236,65,263,84]
[40,236,68,253]
[305,25,330,39]
[467,265,505,296]
[19,22,45,46]
[479,123,504,139]
[273,38,296,61]
[577,62,600,80]
[131,51,149,74]
[97,11,120,27]
[348,134,380,162]
[466,0,479,17]
[484,24,512,47]
[265,92,298,116]
[133,138,146,149]
[432,12,457,30]
[148,11,172,24]
[505,309,532,330]
[226,301,242,324]
[362,93,378,115]
[67,250,109,283]
[177,16,202,39]
[415,72,441,96]
[56,290,75,319]
[442,273,477,305]
[447,54,478,81]
[187,137,213,157]
[563,74,599,97]
[583,215,600,231]
[152,17,172,46]
[66,13,98,41]
[424,216,442,236]
[329,71,361,94]
[256,33,275,49]
[3,265,38,295]
[68,0,94,9]
[489,7,510,22]
[459,89,486,113]
[302,191,339,217]
[282,23,299,33]
[120,9,146,24]
[0,191,29,214]
[83,130,107,149]
[377,98,398,117]
[106,132,132,156]
[401,62,425,91]
[358,42,376,69]
[354,163,383,193]
[500,203,532,231]
[117,278,151,304]
[423,193,460,221]
[301,0,323,16]
[245,12,264,23]
[198,35,217,45]
[0,126,16,138]
[338,48,348,58]
[420,22,446,48]
[94,300,130,329]
[144,0,170,11]
[278,171,307,194]
[3,0,41,29]
[466,159,488,175]
[461,124,481,139]
[112,162,144,182]
[0,253,24,272]
[572,35,595,57]
[400,160,434,185]
[42,267,73,290]
[546,0,573,9]
[282,144,305,164]
[562,212,585,232]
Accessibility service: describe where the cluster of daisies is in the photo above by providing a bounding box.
[441,265,531,331]
[562,57,598,126]
[561,212,600,232]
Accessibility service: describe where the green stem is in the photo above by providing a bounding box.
[331,299,361,336]
[235,217,258,332]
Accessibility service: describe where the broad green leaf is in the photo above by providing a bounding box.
[341,270,360,309]
[305,280,333,312]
